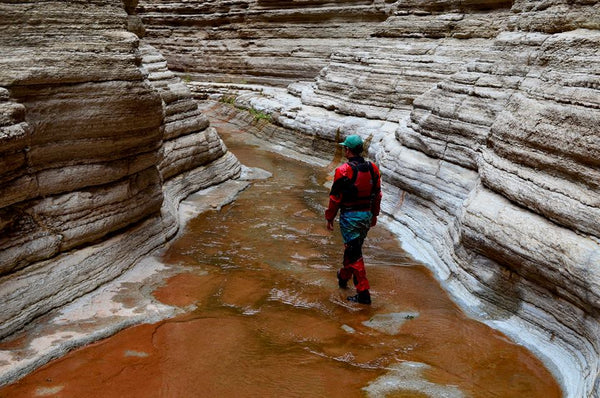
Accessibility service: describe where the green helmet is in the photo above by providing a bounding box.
[339,134,363,152]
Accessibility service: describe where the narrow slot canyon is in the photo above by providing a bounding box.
[0,0,598,397]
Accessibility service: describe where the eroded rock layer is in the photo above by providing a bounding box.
[0,0,241,340]
[137,0,600,396]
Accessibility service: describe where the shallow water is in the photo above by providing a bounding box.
[0,109,562,397]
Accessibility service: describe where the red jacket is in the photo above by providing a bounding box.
[325,157,382,221]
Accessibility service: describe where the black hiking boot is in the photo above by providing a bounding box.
[347,290,371,305]
[337,270,348,289]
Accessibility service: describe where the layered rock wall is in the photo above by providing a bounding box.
[0,0,240,340]
[137,0,600,396]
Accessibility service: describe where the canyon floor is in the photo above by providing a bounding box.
[0,109,562,397]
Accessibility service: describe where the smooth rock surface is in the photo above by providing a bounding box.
[0,0,241,344]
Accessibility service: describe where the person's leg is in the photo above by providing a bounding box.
[337,212,372,303]
[337,269,350,288]
[338,238,364,288]
[341,238,371,304]
[348,258,369,292]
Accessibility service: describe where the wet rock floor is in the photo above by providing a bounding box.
[0,108,562,397]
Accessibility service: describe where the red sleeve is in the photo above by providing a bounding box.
[324,165,350,221]
[325,197,341,222]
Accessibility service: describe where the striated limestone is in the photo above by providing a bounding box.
[139,43,234,182]
[0,1,143,86]
[0,0,598,395]
[480,31,600,238]
[509,0,600,33]
[138,0,600,395]
[137,0,394,86]
[0,0,240,342]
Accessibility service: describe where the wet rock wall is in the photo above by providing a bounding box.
[0,0,240,340]
[137,0,600,396]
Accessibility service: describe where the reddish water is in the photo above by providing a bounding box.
[0,108,562,397]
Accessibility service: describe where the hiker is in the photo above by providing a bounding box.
[325,134,382,305]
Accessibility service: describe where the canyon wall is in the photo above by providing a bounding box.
[0,0,240,340]
[138,0,600,396]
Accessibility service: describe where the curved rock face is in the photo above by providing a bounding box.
[0,1,240,340]
[138,1,600,396]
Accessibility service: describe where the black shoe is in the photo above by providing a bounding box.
[337,271,348,289]
[347,290,371,305]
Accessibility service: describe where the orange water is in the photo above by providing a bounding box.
[0,108,562,398]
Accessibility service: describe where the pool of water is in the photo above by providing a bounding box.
[0,108,561,397]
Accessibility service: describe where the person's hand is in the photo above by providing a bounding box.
[371,216,377,227]
[326,219,334,231]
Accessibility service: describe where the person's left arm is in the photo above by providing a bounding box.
[370,163,382,226]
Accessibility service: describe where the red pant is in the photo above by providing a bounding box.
[339,257,370,292]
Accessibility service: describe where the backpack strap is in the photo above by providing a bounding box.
[348,161,359,185]
[367,162,380,198]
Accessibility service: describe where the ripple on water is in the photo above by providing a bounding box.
[364,362,464,398]
[34,386,64,397]
[267,288,323,311]
[362,312,421,336]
